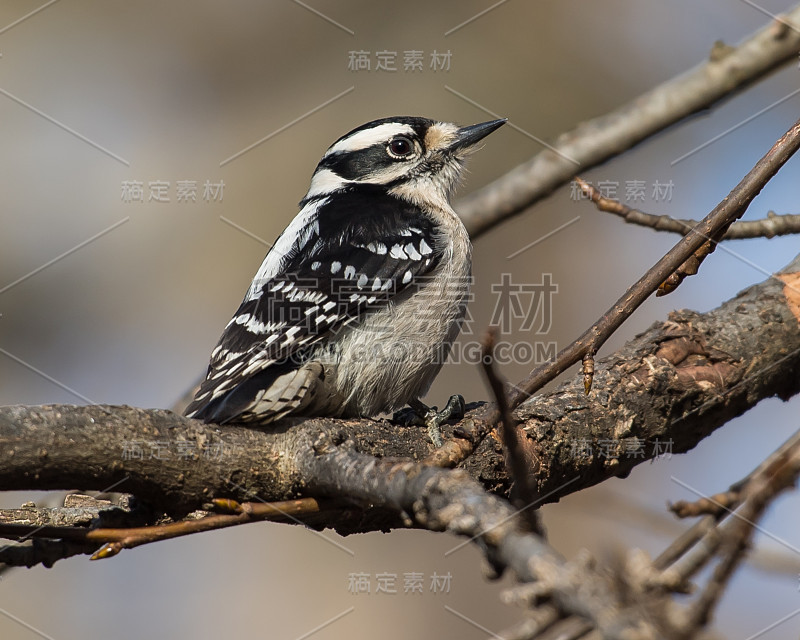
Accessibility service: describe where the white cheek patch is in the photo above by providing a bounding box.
[325,123,415,156]
[360,163,414,185]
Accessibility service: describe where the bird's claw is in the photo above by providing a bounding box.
[398,395,465,447]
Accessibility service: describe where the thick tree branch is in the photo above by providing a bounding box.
[1,252,799,517]
[457,6,800,237]
[515,253,800,499]
[294,433,662,638]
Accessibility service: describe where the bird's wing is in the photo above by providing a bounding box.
[185,190,441,423]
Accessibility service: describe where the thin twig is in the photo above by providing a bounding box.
[577,179,800,239]
[458,7,800,237]
[657,428,800,574]
[505,117,800,409]
[679,430,800,633]
[652,514,720,573]
[480,328,540,531]
[669,491,741,518]
[0,498,321,560]
[652,428,800,613]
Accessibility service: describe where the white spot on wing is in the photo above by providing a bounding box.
[331,261,341,274]
[390,244,407,259]
[402,270,412,284]
[405,243,421,260]
[367,241,387,255]
[344,265,356,279]
[357,273,368,288]
[419,239,433,255]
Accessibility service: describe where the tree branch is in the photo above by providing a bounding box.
[457,5,800,237]
[505,116,800,416]
[2,250,799,518]
[578,177,800,239]
[515,252,800,499]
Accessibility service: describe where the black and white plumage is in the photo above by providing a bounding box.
[185,116,505,433]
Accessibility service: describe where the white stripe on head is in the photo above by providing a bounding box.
[324,123,415,157]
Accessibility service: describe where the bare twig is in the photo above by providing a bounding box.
[577,179,800,239]
[669,491,741,518]
[506,116,800,408]
[91,497,321,559]
[0,498,322,560]
[480,328,540,532]
[458,7,800,237]
[653,515,721,573]
[679,429,800,633]
[640,427,800,640]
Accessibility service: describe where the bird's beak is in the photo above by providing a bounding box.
[448,118,507,152]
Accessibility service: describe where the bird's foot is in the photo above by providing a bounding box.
[396,395,465,447]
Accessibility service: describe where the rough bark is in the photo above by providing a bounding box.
[1,256,798,521]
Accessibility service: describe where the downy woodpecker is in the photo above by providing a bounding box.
[185,116,505,444]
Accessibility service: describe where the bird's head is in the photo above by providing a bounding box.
[303,116,506,208]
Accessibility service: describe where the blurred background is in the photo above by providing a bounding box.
[1,1,800,637]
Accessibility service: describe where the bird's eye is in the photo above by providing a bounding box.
[387,136,414,158]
